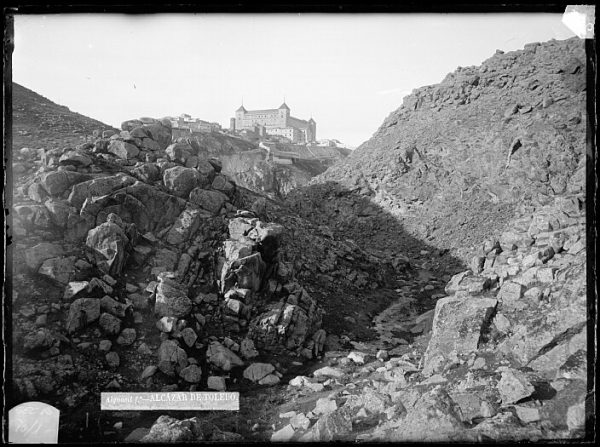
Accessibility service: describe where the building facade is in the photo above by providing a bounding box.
[169,114,221,133]
[232,102,316,144]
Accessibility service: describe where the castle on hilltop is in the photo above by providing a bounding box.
[230,102,316,144]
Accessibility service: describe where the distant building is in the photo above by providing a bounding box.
[169,114,221,133]
[232,102,316,144]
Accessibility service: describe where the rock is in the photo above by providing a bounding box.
[188,188,228,215]
[540,379,586,430]
[497,369,535,404]
[514,405,541,423]
[38,256,76,285]
[62,281,89,301]
[129,293,149,310]
[211,174,235,197]
[497,281,524,304]
[301,411,352,442]
[99,312,122,335]
[527,326,586,378]
[140,415,202,443]
[207,376,226,391]
[243,363,275,382]
[449,392,488,422]
[566,402,585,431]
[222,252,266,293]
[291,413,311,430]
[239,338,259,359]
[157,316,177,333]
[556,349,587,380]
[195,160,216,187]
[179,364,202,383]
[117,328,137,346]
[206,341,244,372]
[125,427,150,443]
[99,340,112,352]
[181,328,198,347]
[141,365,158,380]
[66,298,101,333]
[313,366,344,378]
[85,219,131,277]
[100,295,130,318]
[165,142,195,166]
[59,150,92,167]
[423,295,497,376]
[376,387,464,442]
[154,276,192,318]
[163,166,201,198]
[45,199,74,228]
[493,313,511,333]
[271,424,295,442]
[23,328,56,352]
[68,175,135,209]
[166,204,209,245]
[138,343,153,356]
[376,350,390,362]
[25,243,64,270]
[39,171,91,196]
[228,217,255,241]
[347,351,371,365]
[157,340,188,376]
[108,140,140,160]
[258,374,281,385]
[314,398,337,415]
[106,351,120,368]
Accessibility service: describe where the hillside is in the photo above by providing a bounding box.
[12,82,117,150]
[288,37,586,263]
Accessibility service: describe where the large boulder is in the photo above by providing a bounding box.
[188,188,228,215]
[220,252,266,293]
[375,387,465,442]
[206,341,244,372]
[44,199,75,228]
[140,416,202,443]
[39,171,92,196]
[422,294,497,376]
[248,283,324,357]
[38,256,77,285]
[108,140,140,160]
[85,214,134,277]
[68,175,136,209]
[243,363,275,382]
[154,276,192,318]
[163,166,201,198]
[195,160,216,187]
[166,204,210,245]
[165,142,195,166]
[66,298,101,333]
[157,339,188,376]
[59,150,92,167]
[142,121,172,150]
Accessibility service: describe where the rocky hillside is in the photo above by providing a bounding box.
[8,36,590,443]
[12,82,117,151]
[9,112,399,442]
[11,82,347,199]
[169,130,349,199]
[288,37,586,263]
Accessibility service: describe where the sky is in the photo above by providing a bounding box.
[13,13,576,148]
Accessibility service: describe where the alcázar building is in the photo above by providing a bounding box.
[230,102,316,144]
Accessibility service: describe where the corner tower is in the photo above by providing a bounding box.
[278,102,290,127]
